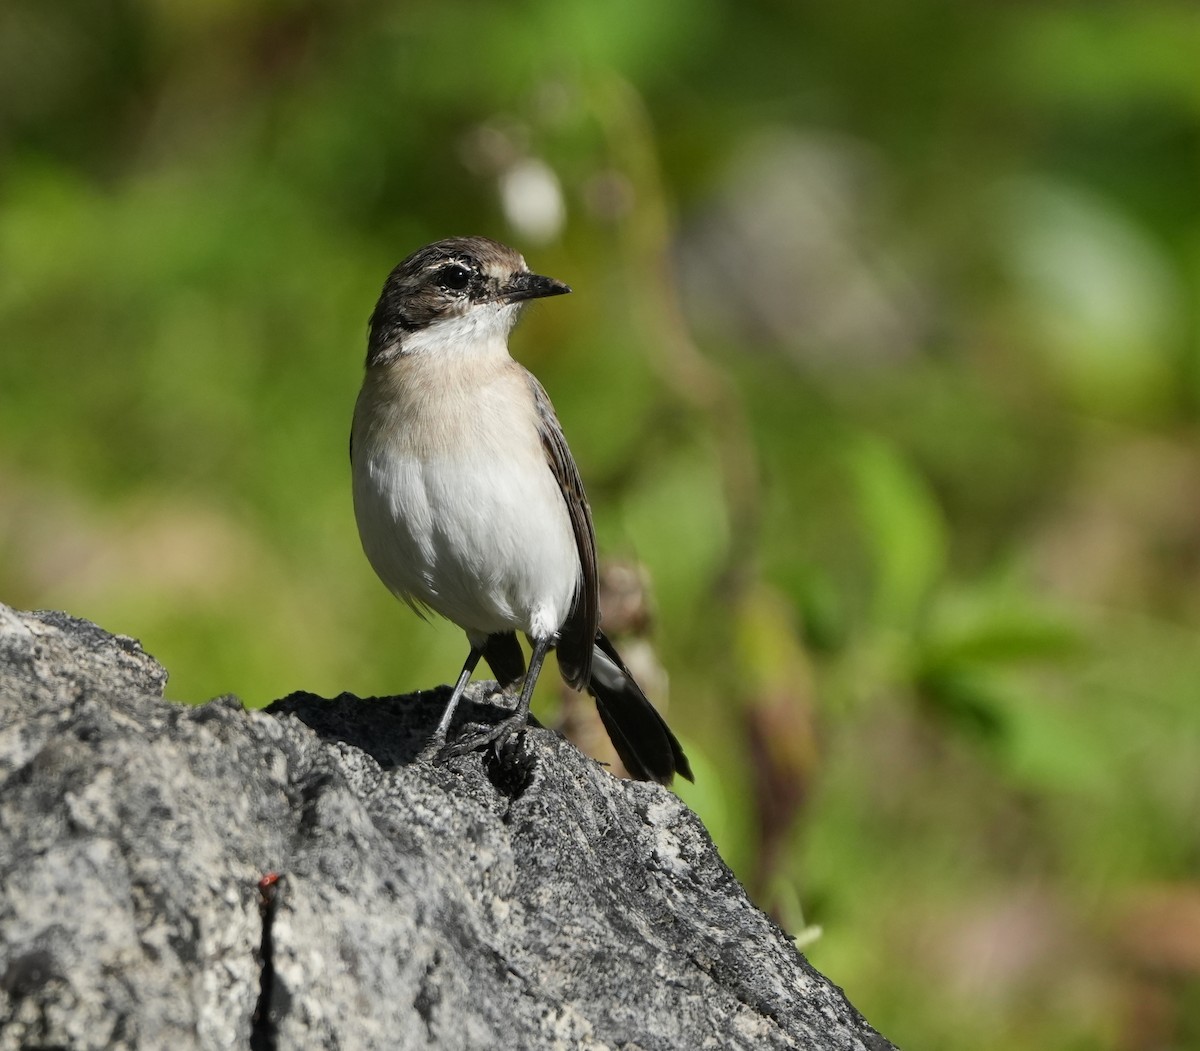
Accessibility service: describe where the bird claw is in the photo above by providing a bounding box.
[440,712,528,761]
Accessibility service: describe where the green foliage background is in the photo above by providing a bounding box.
[3,2,1200,1047]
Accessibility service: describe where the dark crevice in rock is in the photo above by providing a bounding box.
[1,949,59,1002]
[412,949,442,1040]
[484,734,537,807]
[250,876,281,1051]
[2,949,67,1048]
[691,948,786,1032]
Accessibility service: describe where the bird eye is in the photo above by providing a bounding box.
[435,264,471,291]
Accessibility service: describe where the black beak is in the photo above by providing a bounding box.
[500,272,572,303]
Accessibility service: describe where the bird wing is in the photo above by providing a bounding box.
[525,370,598,689]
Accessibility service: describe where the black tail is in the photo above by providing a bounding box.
[588,633,692,785]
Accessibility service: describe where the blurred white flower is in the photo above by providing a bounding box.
[500,157,566,244]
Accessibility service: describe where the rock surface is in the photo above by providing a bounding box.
[0,601,897,1050]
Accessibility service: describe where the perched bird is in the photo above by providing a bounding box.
[350,236,691,784]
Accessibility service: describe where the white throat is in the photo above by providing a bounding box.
[402,303,521,361]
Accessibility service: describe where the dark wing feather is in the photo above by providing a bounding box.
[525,370,598,689]
[482,631,526,688]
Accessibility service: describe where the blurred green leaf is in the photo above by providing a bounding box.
[922,595,1083,669]
[997,684,1113,796]
[916,666,1010,745]
[614,440,729,628]
[846,435,946,631]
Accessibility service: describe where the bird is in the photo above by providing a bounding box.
[350,236,692,784]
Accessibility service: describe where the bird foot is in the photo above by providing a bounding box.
[440,710,528,761]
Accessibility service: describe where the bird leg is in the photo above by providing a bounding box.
[420,643,483,759]
[443,635,552,759]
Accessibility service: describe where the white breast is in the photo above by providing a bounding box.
[351,352,580,643]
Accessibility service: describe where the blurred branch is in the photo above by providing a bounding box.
[590,72,763,601]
